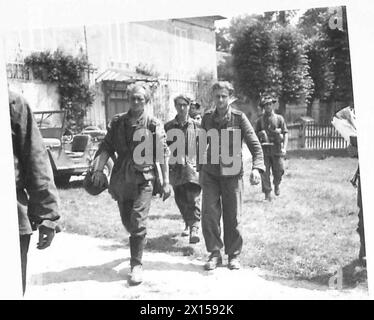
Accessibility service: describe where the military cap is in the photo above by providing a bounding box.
[83,170,108,196]
[260,95,277,108]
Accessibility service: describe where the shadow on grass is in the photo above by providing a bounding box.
[30,259,128,285]
[30,257,206,286]
[260,259,368,291]
[146,234,195,256]
[300,259,367,289]
[144,260,206,275]
[148,214,181,221]
[98,242,128,251]
[56,179,84,190]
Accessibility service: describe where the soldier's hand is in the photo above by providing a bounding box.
[162,182,172,201]
[92,170,106,187]
[250,169,261,185]
[37,225,55,249]
[281,148,287,156]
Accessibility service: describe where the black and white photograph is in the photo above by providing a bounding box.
[0,0,373,301]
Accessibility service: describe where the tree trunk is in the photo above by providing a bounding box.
[278,99,286,116]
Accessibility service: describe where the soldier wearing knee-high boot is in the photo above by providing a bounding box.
[92,84,171,285]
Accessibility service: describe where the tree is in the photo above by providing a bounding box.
[275,26,314,115]
[231,22,280,103]
[24,49,95,132]
[323,6,353,105]
[215,27,231,52]
[298,6,354,108]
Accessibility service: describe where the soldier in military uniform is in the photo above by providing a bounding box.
[255,96,288,201]
[9,91,60,294]
[199,82,265,270]
[164,95,201,244]
[189,100,202,124]
[92,84,171,285]
[347,138,366,265]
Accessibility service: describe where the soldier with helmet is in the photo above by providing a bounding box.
[255,95,288,201]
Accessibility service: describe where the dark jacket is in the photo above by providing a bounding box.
[200,106,265,177]
[164,116,200,186]
[98,110,169,201]
[9,91,60,235]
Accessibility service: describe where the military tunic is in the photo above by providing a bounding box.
[255,111,288,194]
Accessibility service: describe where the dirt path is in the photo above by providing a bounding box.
[24,232,368,300]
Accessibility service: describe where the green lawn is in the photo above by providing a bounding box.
[58,156,366,289]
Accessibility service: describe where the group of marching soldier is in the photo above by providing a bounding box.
[12,80,363,292]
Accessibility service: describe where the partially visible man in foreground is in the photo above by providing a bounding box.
[9,91,60,294]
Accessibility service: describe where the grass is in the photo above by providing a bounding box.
[58,156,367,290]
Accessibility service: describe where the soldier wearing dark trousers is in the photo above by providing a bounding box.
[92,84,171,286]
[200,82,265,271]
[10,91,60,295]
[348,140,366,265]
[255,96,288,201]
[165,95,201,243]
[357,171,366,264]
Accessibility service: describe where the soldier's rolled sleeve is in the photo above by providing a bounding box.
[14,97,60,226]
[240,114,265,172]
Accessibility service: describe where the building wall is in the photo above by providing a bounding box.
[4,18,218,80]
[8,79,60,112]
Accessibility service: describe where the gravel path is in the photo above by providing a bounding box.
[24,232,368,300]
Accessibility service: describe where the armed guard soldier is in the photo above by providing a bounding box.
[255,95,288,201]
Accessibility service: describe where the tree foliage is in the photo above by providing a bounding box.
[298,6,353,109]
[231,22,279,102]
[231,20,313,114]
[275,26,314,114]
[24,49,95,132]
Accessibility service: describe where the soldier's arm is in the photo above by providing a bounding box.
[240,113,265,173]
[280,116,288,151]
[11,95,60,229]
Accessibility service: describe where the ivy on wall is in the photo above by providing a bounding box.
[24,49,95,132]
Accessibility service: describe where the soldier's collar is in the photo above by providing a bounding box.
[213,106,232,123]
[174,115,192,127]
[125,110,148,126]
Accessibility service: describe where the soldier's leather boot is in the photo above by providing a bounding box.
[181,222,189,237]
[274,185,280,196]
[129,265,143,286]
[189,226,200,244]
[129,236,145,285]
[228,255,241,270]
[204,251,222,270]
[264,192,272,201]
